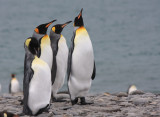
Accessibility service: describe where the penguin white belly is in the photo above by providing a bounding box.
[28,62,51,115]
[52,37,68,96]
[11,79,20,93]
[69,36,94,99]
[68,75,91,100]
[40,45,53,69]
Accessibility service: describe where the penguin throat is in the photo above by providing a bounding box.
[32,31,45,40]
[12,77,16,81]
[74,27,79,31]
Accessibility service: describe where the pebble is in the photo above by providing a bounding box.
[131,97,151,105]
[113,92,128,97]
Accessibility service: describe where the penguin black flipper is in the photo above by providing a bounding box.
[23,50,34,115]
[51,52,57,84]
[91,61,96,80]
[23,64,34,115]
[9,82,11,93]
[50,34,60,84]
[67,32,75,81]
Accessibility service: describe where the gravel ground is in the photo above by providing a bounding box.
[0,92,160,117]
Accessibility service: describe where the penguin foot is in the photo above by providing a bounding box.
[71,98,78,105]
[36,104,49,116]
[23,106,32,115]
[80,97,94,105]
[62,106,72,110]
[19,113,25,116]
[18,99,23,105]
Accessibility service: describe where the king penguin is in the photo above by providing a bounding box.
[49,21,72,101]
[67,9,96,105]
[32,20,56,40]
[23,37,51,115]
[9,74,21,94]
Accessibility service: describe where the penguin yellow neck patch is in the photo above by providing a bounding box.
[12,78,17,83]
[12,77,17,80]
[52,27,56,32]
[41,35,50,45]
[25,38,31,47]
[75,26,88,38]
[60,34,63,38]
[32,56,46,71]
[74,26,89,45]
[4,113,7,117]
[76,26,86,34]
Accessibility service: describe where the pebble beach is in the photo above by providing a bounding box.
[0,91,160,117]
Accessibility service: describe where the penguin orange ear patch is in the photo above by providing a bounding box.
[35,28,39,33]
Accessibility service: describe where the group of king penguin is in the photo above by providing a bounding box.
[23,8,96,116]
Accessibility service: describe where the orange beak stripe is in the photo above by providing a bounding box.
[45,22,52,28]
[78,12,81,19]
[62,24,67,28]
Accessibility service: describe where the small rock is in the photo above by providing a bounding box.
[119,102,133,107]
[113,92,128,97]
[150,111,160,116]
[106,106,121,112]
[110,96,120,101]
[142,92,156,97]
[127,112,138,117]
[131,97,151,105]
[97,98,104,102]
[104,92,110,96]
[63,114,73,117]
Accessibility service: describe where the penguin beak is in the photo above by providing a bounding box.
[61,21,72,28]
[78,8,83,19]
[45,19,57,28]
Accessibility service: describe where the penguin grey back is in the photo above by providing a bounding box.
[32,32,44,41]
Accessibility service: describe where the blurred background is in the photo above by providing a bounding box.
[0,0,160,94]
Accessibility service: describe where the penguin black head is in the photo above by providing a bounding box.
[27,37,40,55]
[74,8,84,27]
[34,19,57,34]
[11,74,15,78]
[51,21,72,34]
